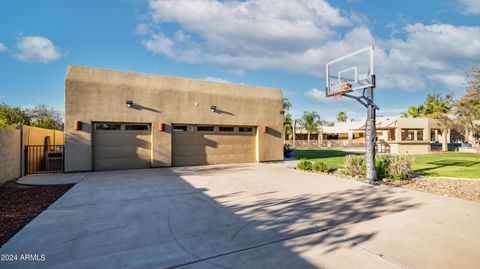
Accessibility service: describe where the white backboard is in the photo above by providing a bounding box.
[326,46,375,96]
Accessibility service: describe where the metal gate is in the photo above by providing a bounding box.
[24,145,64,174]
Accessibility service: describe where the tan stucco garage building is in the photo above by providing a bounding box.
[64,66,283,172]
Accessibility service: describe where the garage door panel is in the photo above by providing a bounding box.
[173,134,254,145]
[94,134,151,147]
[173,153,254,166]
[94,157,150,171]
[94,146,151,159]
[93,123,151,171]
[173,144,255,155]
[172,126,256,166]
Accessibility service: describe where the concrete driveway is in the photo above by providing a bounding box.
[1,163,479,269]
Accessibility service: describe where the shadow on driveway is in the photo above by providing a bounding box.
[0,165,420,269]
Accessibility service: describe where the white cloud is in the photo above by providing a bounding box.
[0,42,7,52]
[203,76,230,83]
[142,31,201,63]
[305,88,329,103]
[140,1,480,92]
[376,23,480,90]
[457,0,480,15]
[15,36,62,63]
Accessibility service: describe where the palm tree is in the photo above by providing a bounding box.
[337,111,347,122]
[283,113,292,143]
[423,94,453,151]
[282,97,292,112]
[300,111,322,148]
[282,97,293,143]
[401,106,424,118]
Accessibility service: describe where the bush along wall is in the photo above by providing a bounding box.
[342,154,414,181]
[297,159,329,173]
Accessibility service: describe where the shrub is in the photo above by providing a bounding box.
[343,154,365,177]
[375,155,391,180]
[312,160,328,172]
[387,155,414,180]
[343,154,414,180]
[297,158,313,171]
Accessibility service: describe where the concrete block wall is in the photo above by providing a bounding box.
[0,128,21,184]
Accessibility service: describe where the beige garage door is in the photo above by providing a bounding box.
[93,123,151,171]
[172,125,256,166]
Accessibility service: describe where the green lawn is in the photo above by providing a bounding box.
[293,149,356,169]
[294,149,480,179]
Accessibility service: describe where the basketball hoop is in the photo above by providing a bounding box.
[333,91,343,98]
[324,45,378,183]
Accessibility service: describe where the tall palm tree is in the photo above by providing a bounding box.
[336,111,347,122]
[401,106,425,118]
[282,97,293,143]
[423,94,453,151]
[300,111,322,148]
[282,97,292,112]
[283,113,292,143]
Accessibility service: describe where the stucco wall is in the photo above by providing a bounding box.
[64,65,283,172]
[390,142,430,154]
[0,128,21,184]
[22,125,64,145]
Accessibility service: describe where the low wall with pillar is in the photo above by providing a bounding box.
[0,128,21,184]
[389,141,431,154]
[287,140,364,149]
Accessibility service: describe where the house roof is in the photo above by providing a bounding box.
[294,116,446,134]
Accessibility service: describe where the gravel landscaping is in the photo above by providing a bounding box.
[293,167,480,202]
[394,177,480,202]
[0,182,74,246]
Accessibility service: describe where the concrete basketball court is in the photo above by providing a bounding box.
[1,163,479,269]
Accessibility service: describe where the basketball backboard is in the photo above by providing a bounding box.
[325,46,374,97]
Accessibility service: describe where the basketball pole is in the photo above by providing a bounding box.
[365,85,377,183]
[342,75,378,184]
[326,46,378,184]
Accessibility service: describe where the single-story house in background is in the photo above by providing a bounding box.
[289,116,451,154]
[64,66,283,172]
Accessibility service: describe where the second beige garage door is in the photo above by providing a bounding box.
[93,123,152,171]
[172,125,256,166]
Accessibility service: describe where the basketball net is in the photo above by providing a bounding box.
[333,91,343,99]
[330,80,352,99]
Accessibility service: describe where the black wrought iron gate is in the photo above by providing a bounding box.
[24,145,64,174]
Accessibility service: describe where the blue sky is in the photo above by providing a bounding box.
[0,0,479,121]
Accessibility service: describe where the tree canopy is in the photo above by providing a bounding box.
[282,97,293,141]
[0,103,30,128]
[300,111,322,133]
[336,111,347,122]
[401,93,452,121]
[400,61,480,147]
[453,63,480,146]
[0,103,63,130]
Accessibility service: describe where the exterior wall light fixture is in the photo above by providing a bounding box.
[73,120,82,130]
[211,106,216,112]
[126,100,133,108]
